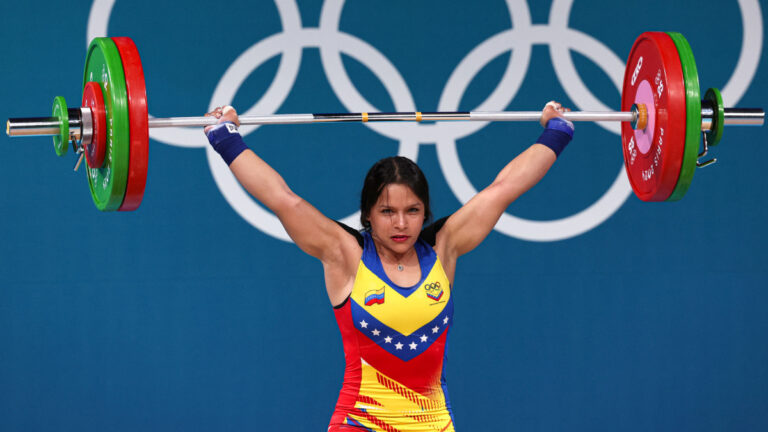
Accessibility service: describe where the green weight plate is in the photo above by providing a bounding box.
[705,87,724,146]
[666,32,700,202]
[52,96,68,156]
[82,38,129,211]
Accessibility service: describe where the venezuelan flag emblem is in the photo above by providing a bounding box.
[364,287,385,306]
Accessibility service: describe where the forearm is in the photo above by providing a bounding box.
[228,150,300,212]
[435,102,574,257]
[206,121,298,213]
[491,144,557,205]
[490,114,574,201]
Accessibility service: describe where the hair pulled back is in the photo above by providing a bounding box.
[360,156,432,231]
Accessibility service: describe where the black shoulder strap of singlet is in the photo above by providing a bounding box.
[420,216,449,247]
[335,220,364,248]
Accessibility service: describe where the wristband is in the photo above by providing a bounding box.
[205,121,248,165]
[536,117,574,158]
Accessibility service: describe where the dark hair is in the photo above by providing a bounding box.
[360,156,432,231]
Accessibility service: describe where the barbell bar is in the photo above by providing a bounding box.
[8,106,765,135]
[3,32,765,211]
[7,109,639,136]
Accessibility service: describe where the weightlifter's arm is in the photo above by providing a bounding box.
[435,102,573,270]
[203,106,360,268]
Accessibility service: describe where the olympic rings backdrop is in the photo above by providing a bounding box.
[1,1,767,431]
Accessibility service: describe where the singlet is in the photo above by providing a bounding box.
[329,219,455,432]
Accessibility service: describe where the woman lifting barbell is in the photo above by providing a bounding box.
[202,101,573,431]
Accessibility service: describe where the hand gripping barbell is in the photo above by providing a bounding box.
[5,32,764,211]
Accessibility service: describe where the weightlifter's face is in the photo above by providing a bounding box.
[367,183,425,255]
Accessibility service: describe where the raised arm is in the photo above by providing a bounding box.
[204,107,360,267]
[435,102,573,267]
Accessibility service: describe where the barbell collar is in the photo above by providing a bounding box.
[79,107,93,149]
[65,108,83,143]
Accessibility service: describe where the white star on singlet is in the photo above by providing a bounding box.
[372,329,380,336]
[409,342,418,350]
[384,336,392,343]
[432,325,440,333]
[360,320,368,328]
[395,342,403,350]
[420,334,428,342]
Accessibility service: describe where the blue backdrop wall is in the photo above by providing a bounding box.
[1,1,767,431]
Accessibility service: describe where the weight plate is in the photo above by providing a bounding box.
[82,82,107,168]
[52,96,68,156]
[112,37,149,212]
[704,87,724,146]
[621,32,687,201]
[83,37,129,211]
[666,32,700,202]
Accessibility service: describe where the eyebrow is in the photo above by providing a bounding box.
[376,202,423,209]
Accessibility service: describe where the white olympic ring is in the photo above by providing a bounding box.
[87,0,763,242]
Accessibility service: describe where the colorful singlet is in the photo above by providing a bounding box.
[329,223,455,432]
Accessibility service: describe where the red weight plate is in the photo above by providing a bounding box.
[112,37,149,212]
[82,81,107,168]
[621,32,687,201]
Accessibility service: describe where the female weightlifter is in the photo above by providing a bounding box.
[203,101,573,431]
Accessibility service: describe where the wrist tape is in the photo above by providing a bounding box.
[537,117,574,158]
[205,122,248,165]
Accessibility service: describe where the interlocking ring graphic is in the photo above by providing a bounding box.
[88,0,763,242]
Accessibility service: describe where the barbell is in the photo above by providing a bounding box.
[5,32,765,211]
